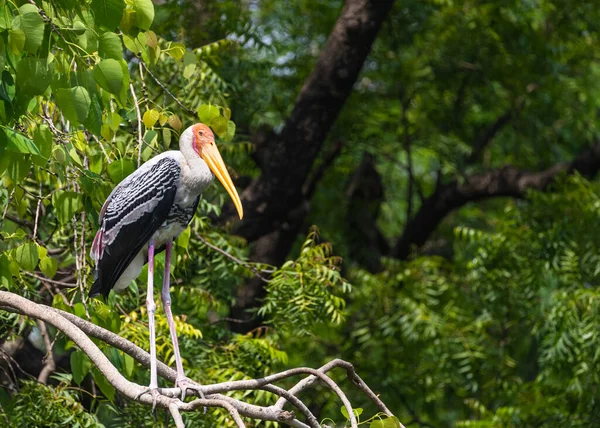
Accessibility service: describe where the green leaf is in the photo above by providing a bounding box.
[197,104,220,124]
[123,353,134,378]
[211,116,228,137]
[71,350,92,386]
[39,256,58,278]
[98,32,123,59]
[12,8,45,54]
[0,254,11,287]
[176,226,191,250]
[93,59,125,96]
[91,0,125,30]
[182,51,196,79]
[5,154,30,183]
[107,112,121,131]
[142,109,160,128]
[52,191,83,225]
[107,158,135,184]
[167,114,182,131]
[92,367,115,401]
[345,407,363,417]
[2,128,40,155]
[166,42,185,60]
[32,125,52,166]
[83,94,103,136]
[0,71,15,102]
[133,0,154,30]
[16,58,53,96]
[54,86,91,125]
[8,30,25,54]
[13,243,39,271]
[223,120,236,142]
[369,416,401,428]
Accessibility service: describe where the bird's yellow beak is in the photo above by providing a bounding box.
[201,142,244,219]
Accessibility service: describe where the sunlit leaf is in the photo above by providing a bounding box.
[197,104,220,124]
[39,256,58,279]
[98,32,123,59]
[133,0,154,30]
[54,86,91,124]
[2,128,40,155]
[52,191,83,225]
[107,158,136,184]
[12,7,45,54]
[13,243,39,272]
[93,59,125,96]
[142,109,160,128]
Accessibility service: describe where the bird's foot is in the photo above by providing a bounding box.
[135,386,161,413]
[176,376,205,401]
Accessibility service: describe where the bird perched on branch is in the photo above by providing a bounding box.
[89,123,243,404]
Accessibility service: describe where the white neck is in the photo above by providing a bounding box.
[178,127,214,197]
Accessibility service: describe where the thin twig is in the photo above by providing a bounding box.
[130,82,144,167]
[36,320,56,384]
[196,234,272,282]
[0,187,17,231]
[22,271,77,288]
[141,61,196,117]
[32,183,42,240]
[89,133,112,164]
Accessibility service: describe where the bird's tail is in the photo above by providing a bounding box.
[89,278,103,298]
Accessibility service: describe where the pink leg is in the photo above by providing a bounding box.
[145,240,160,408]
[161,241,203,400]
[161,241,185,380]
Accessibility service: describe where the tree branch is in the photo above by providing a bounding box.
[0,291,399,427]
[225,0,396,326]
[229,0,396,241]
[466,109,513,164]
[393,141,600,259]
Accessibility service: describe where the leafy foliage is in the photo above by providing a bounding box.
[259,228,350,335]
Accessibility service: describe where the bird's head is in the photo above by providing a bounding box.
[181,123,243,219]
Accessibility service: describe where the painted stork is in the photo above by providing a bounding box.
[89,123,243,403]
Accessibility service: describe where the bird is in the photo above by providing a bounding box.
[89,122,243,404]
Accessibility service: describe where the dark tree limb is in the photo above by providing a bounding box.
[224,0,396,240]
[392,141,600,259]
[224,0,396,325]
[466,110,513,164]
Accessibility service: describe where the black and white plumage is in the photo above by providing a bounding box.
[89,123,243,403]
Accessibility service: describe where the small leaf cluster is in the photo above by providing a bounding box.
[259,227,351,336]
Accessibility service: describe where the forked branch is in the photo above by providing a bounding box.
[0,291,401,428]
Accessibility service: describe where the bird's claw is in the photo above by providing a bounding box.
[176,377,204,401]
[135,387,161,414]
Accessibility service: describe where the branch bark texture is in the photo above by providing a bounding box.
[0,291,400,428]
[393,141,600,259]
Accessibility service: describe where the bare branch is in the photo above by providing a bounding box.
[130,82,144,168]
[0,292,399,426]
[36,320,56,384]
[196,233,272,283]
[141,61,196,117]
[394,140,600,259]
[302,140,344,198]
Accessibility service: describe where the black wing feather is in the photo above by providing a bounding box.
[89,158,180,298]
